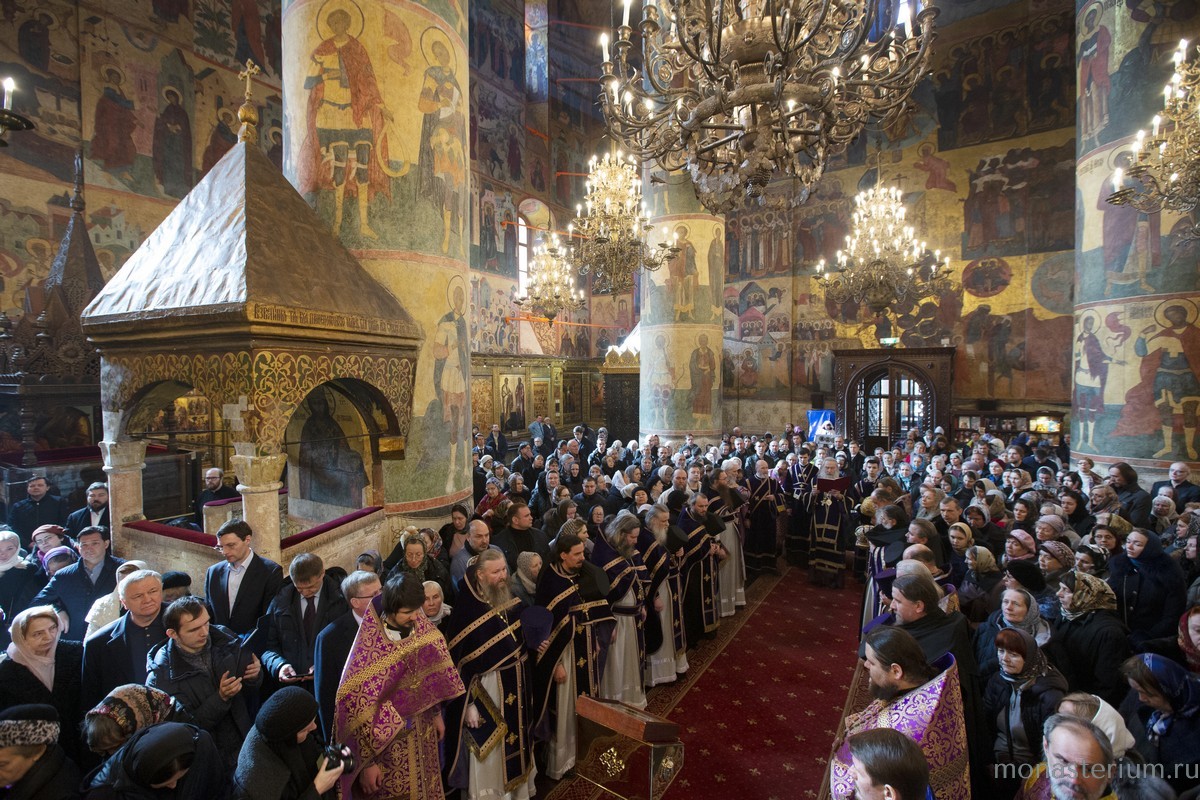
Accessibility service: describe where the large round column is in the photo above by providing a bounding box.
[639,172,724,441]
[1072,8,1200,475]
[283,1,472,511]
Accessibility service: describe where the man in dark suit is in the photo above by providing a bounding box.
[312,569,382,739]
[1151,461,1200,513]
[31,525,124,638]
[261,553,349,688]
[193,468,240,527]
[541,417,559,457]
[81,569,168,709]
[65,482,111,538]
[8,476,68,546]
[203,519,285,644]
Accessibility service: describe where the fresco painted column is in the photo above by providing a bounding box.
[283,0,472,512]
[640,171,725,442]
[1072,5,1200,473]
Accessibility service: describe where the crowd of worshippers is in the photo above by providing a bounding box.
[795,425,1200,800]
[0,425,788,800]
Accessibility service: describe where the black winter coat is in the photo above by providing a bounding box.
[0,640,83,760]
[983,667,1068,766]
[1047,610,1130,707]
[5,743,80,800]
[1107,553,1187,648]
[1119,689,1200,794]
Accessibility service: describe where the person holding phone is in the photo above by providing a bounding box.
[147,595,263,773]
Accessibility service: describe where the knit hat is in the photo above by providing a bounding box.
[1039,540,1076,570]
[559,519,588,539]
[1007,529,1037,554]
[255,686,318,742]
[1004,558,1046,593]
[0,704,59,748]
[1036,515,1066,535]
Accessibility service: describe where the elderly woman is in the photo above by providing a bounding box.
[420,580,452,632]
[25,524,72,571]
[1037,541,1074,619]
[914,486,945,522]
[474,477,506,531]
[83,560,150,639]
[388,529,454,603]
[82,684,179,758]
[960,545,1006,620]
[0,605,83,759]
[1074,543,1110,579]
[1046,571,1130,707]
[1150,494,1180,539]
[974,587,1052,684]
[1119,654,1200,794]
[0,529,42,647]
[510,551,541,607]
[1033,514,1076,547]
[1004,529,1038,566]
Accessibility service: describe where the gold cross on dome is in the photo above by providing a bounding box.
[238,59,261,101]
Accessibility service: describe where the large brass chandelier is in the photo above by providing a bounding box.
[1107,39,1200,239]
[565,151,679,293]
[513,234,587,322]
[597,0,938,213]
[815,183,951,315]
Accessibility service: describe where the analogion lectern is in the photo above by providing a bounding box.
[575,695,684,799]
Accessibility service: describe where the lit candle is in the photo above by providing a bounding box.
[600,33,609,62]
[1165,85,1172,106]
[622,0,632,28]
[1153,114,1161,137]
[2,78,13,111]
[1112,167,1123,192]
[898,1,911,36]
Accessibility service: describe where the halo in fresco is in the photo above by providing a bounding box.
[316,0,366,39]
[1155,297,1198,328]
[420,26,456,73]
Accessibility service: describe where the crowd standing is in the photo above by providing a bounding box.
[1,423,1198,799]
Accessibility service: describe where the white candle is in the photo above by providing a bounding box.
[1153,114,1161,137]
[2,78,13,111]
[600,33,609,62]
[1112,167,1123,192]
[623,0,632,28]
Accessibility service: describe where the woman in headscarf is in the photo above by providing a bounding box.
[947,522,974,587]
[983,489,1012,530]
[1073,543,1110,580]
[42,546,78,576]
[83,560,150,640]
[355,550,384,576]
[1003,529,1038,566]
[586,503,607,542]
[1108,528,1187,648]
[1060,489,1094,540]
[420,580,452,633]
[85,721,225,800]
[474,478,505,532]
[509,551,541,607]
[0,529,42,647]
[233,686,344,800]
[542,497,576,538]
[959,545,1006,621]
[1046,571,1130,707]
[1037,541,1075,618]
[974,587,1052,684]
[1138,605,1200,675]
[82,684,179,759]
[983,627,1068,793]
[1119,654,1200,794]
[388,529,454,604]
[0,605,83,759]
[24,525,72,572]
[1010,497,1040,533]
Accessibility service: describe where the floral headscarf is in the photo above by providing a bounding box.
[86,684,175,742]
[1061,570,1117,621]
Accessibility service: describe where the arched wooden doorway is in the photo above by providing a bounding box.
[832,348,955,453]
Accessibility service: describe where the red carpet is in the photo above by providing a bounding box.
[545,568,863,800]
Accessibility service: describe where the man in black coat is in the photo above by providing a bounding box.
[8,476,68,547]
[193,467,240,526]
[261,553,349,688]
[81,569,168,710]
[1151,461,1200,513]
[31,525,124,639]
[484,424,508,460]
[491,501,550,573]
[64,482,110,539]
[312,569,382,739]
[203,519,285,643]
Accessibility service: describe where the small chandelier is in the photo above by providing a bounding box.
[597,0,937,213]
[0,78,35,146]
[513,234,586,322]
[565,151,678,293]
[1107,38,1200,239]
[815,183,951,315]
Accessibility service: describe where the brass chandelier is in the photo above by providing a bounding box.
[565,151,679,293]
[513,233,587,322]
[1107,39,1200,239]
[815,182,951,315]
[597,0,938,213]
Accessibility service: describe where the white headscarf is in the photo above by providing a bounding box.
[420,580,451,623]
[0,531,25,573]
[6,605,62,691]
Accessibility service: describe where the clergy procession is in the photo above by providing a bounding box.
[3,423,1200,799]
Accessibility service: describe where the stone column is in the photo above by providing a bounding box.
[640,171,725,442]
[99,440,148,547]
[282,0,473,514]
[1072,9,1200,475]
[230,447,288,563]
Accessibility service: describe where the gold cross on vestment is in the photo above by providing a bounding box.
[238,60,261,101]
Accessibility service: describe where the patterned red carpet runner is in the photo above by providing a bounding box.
[544,568,863,800]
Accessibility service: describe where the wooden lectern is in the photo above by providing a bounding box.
[575,696,685,800]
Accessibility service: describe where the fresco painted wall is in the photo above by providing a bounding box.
[0,0,283,319]
[1072,0,1200,466]
[721,0,1078,430]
